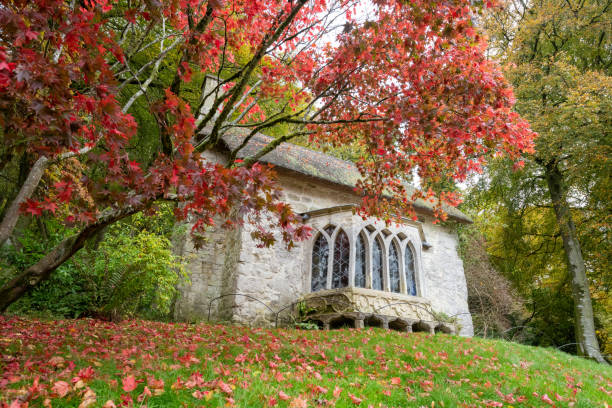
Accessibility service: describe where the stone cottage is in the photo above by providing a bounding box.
[174,130,474,336]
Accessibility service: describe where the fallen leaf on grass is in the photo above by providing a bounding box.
[289,396,308,408]
[542,394,554,405]
[349,393,362,405]
[78,387,96,408]
[122,375,138,392]
[52,380,70,398]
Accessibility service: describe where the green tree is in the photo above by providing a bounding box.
[479,0,611,362]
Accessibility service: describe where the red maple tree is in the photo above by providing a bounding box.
[0,0,534,310]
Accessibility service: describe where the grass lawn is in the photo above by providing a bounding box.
[0,316,610,407]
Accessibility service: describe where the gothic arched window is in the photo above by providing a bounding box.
[405,244,417,296]
[389,241,401,293]
[372,236,384,291]
[332,230,350,288]
[311,234,329,292]
[354,233,366,288]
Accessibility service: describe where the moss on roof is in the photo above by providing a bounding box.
[219,130,472,224]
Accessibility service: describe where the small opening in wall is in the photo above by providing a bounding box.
[364,315,384,328]
[435,324,452,334]
[381,228,392,237]
[397,232,407,241]
[330,316,355,330]
[365,225,376,234]
[412,321,430,333]
[305,320,324,330]
[388,319,408,332]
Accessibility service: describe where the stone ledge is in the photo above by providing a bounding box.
[302,286,431,306]
[302,312,456,335]
[295,287,458,334]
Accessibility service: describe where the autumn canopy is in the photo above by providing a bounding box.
[0,0,534,309]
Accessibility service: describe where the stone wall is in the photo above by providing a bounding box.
[175,167,473,336]
[173,220,242,322]
[420,216,473,336]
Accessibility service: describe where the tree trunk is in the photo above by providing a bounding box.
[0,156,49,247]
[0,204,144,312]
[544,161,607,363]
[0,147,93,248]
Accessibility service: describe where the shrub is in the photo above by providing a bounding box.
[2,204,186,320]
[1,219,94,318]
[458,225,524,339]
[93,227,185,319]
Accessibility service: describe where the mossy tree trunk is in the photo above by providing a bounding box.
[544,160,606,363]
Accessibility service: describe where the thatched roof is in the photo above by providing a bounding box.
[218,129,472,224]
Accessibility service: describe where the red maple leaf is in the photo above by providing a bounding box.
[349,393,362,405]
[21,199,42,216]
[52,381,71,398]
[122,375,138,392]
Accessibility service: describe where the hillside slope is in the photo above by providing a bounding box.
[0,316,610,407]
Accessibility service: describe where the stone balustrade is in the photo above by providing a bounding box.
[297,287,456,334]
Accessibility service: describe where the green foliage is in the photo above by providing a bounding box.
[93,226,185,319]
[293,321,321,330]
[0,219,93,318]
[1,204,185,320]
[471,0,612,357]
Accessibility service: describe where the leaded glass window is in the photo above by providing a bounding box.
[354,233,366,288]
[405,245,417,296]
[372,237,384,290]
[389,241,401,293]
[311,234,329,292]
[332,230,350,288]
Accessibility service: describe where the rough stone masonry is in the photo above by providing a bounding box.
[174,130,474,336]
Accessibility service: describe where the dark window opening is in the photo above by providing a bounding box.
[354,233,366,288]
[389,241,401,293]
[412,321,430,333]
[405,245,417,296]
[311,234,329,292]
[389,319,408,332]
[332,230,350,288]
[364,315,384,328]
[330,316,355,330]
[372,237,384,291]
[435,324,452,334]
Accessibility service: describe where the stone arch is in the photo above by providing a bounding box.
[331,229,350,289]
[322,224,336,237]
[364,314,384,328]
[329,315,356,330]
[435,324,452,334]
[388,318,409,332]
[412,321,432,333]
[305,319,324,330]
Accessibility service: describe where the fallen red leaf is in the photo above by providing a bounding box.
[52,380,71,398]
[122,375,138,392]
